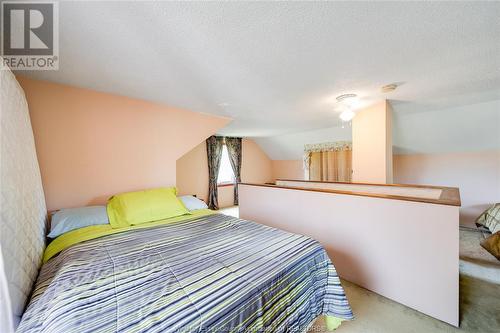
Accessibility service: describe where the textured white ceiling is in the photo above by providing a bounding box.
[21,1,500,137]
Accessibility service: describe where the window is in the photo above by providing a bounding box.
[218,145,235,185]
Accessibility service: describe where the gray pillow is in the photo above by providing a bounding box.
[48,206,109,238]
[179,195,208,211]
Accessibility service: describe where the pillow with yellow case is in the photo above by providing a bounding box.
[107,187,190,228]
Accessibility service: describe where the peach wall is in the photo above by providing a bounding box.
[18,76,230,211]
[217,186,237,208]
[352,101,393,184]
[176,139,273,207]
[175,141,210,201]
[394,151,500,226]
[386,102,394,182]
[241,139,273,184]
[272,160,304,180]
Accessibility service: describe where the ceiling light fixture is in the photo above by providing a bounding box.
[336,93,357,102]
[339,109,355,122]
[336,94,358,122]
[381,83,398,93]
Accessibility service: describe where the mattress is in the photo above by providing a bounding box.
[17,213,353,332]
[0,63,47,330]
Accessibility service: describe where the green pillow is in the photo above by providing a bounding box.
[107,187,190,228]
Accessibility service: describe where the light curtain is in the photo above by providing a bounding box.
[305,141,352,182]
[206,136,224,209]
[225,137,242,205]
[308,150,352,182]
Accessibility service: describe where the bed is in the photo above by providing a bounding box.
[17,210,353,332]
[2,67,352,332]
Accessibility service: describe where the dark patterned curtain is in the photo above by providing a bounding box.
[225,137,242,205]
[206,136,224,209]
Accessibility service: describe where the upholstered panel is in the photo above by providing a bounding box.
[0,67,47,328]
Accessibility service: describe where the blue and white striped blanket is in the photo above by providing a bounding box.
[18,214,353,332]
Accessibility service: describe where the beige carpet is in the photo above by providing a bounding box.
[459,227,500,284]
[309,276,500,333]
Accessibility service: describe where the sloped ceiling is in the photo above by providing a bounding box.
[254,126,352,160]
[257,99,500,160]
[20,1,500,139]
[393,99,500,155]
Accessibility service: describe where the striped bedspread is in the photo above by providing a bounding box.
[18,214,353,332]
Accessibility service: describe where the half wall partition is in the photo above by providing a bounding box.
[239,180,460,326]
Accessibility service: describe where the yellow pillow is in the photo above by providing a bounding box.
[107,187,190,228]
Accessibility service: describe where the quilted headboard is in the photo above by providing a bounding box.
[0,67,47,330]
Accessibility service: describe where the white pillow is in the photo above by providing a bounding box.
[179,195,208,211]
